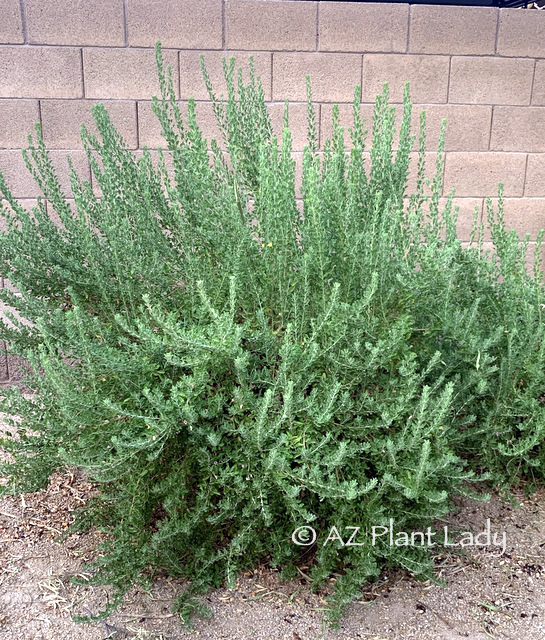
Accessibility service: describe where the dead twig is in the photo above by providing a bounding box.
[416,600,469,637]
[28,519,62,535]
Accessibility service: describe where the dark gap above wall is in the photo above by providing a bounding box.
[295,0,530,7]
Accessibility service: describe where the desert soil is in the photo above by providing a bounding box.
[1,467,545,640]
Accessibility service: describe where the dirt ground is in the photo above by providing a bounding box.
[1,467,545,640]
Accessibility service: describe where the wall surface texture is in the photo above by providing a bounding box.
[0,0,544,383]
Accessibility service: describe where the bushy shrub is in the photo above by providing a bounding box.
[1,44,545,625]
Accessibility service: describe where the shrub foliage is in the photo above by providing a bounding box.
[1,44,545,624]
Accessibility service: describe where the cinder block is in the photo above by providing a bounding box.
[297,150,440,200]
[407,152,441,196]
[449,57,533,106]
[416,105,492,152]
[320,102,398,150]
[532,61,545,107]
[1,197,72,229]
[443,152,526,198]
[462,240,544,277]
[0,47,83,99]
[410,197,483,242]
[273,53,362,103]
[268,102,311,152]
[490,107,545,153]
[0,198,72,234]
[141,100,311,153]
[127,0,222,49]
[137,102,165,149]
[41,100,138,149]
[0,150,91,199]
[503,199,545,239]
[410,5,496,55]
[497,8,545,58]
[226,0,317,51]
[0,199,38,234]
[362,55,449,104]
[26,0,125,46]
[84,49,178,100]
[49,151,92,195]
[319,2,408,53]
[0,0,23,44]
[45,198,76,229]
[180,51,272,101]
[441,198,484,241]
[322,104,491,153]
[137,101,222,149]
[320,112,442,195]
[0,101,40,149]
[0,199,38,214]
[484,198,545,241]
[525,155,545,197]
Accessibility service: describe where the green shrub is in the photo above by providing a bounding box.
[1,43,545,626]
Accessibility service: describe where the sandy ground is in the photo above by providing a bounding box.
[1,467,545,640]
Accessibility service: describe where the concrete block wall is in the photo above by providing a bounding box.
[0,0,544,383]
